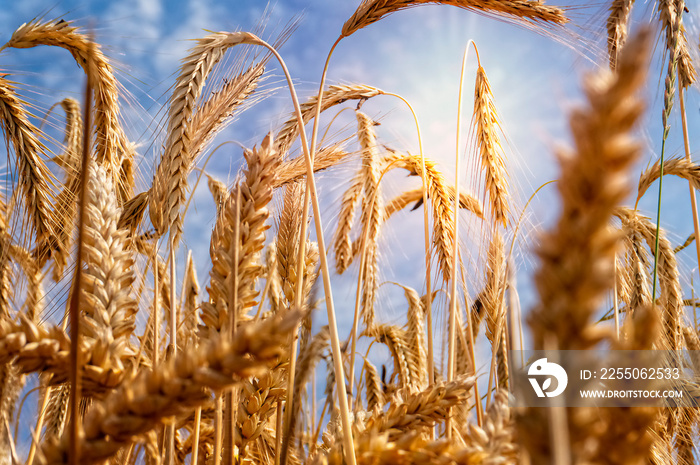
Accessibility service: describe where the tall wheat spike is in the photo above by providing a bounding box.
[657,0,696,90]
[483,231,508,389]
[355,111,384,330]
[200,134,280,337]
[616,207,683,349]
[637,156,700,200]
[149,31,255,239]
[383,149,455,282]
[473,60,510,228]
[188,62,265,162]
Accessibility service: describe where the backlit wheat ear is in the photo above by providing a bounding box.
[149,30,255,239]
[355,110,384,330]
[200,134,280,337]
[276,181,319,311]
[363,358,385,412]
[383,187,483,221]
[236,368,286,462]
[362,375,476,437]
[180,251,200,350]
[282,326,330,459]
[371,324,422,391]
[43,384,69,443]
[607,0,635,70]
[637,156,700,200]
[620,227,653,316]
[275,144,351,189]
[384,149,455,282]
[341,0,568,39]
[0,365,21,462]
[4,19,134,202]
[616,207,683,349]
[484,231,508,389]
[403,285,427,390]
[528,28,650,350]
[0,200,10,317]
[473,59,510,228]
[657,0,696,90]
[189,62,265,162]
[117,191,149,236]
[333,171,364,274]
[276,84,384,156]
[0,77,55,242]
[37,311,301,465]
[79,163,137,390]
[277,181,304,308]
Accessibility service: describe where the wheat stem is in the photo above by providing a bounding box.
[68,41,94,465]
[240,35,356,465]
[383,92,433,386]
[678,81,700,288]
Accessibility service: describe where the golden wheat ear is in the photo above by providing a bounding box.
[0,77,55,243]
[341,0,568,38]
[4,19,134,202]
[37,310,302,465]
[275,84,384,156]
[473,59,510,229]
[200,134,280,338]
[149,31,257,239]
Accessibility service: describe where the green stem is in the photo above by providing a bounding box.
[652,137,667,302]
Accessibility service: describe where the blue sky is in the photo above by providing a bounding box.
[2,0,700,400]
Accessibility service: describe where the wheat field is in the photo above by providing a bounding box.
[0,0,698,464]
